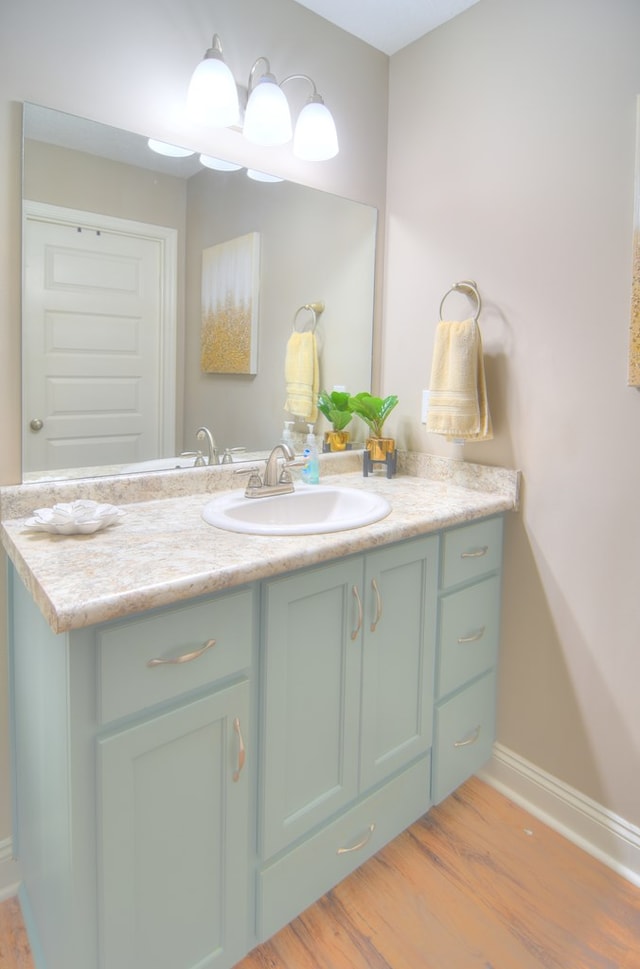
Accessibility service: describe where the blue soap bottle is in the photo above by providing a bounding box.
[301,425,320,484]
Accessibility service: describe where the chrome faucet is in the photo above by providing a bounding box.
[196,427,218,466]
[244,442,297,498]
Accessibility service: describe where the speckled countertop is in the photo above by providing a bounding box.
[1,451,520,635]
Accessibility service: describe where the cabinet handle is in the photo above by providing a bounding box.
[457,626,486,644]
[232,717,246,782]
[461,546,488,559]
[337,822,376,855]
[351,585,363,641]
[370,578,383,632]
[453,725,481,748]
[147,638,216,667]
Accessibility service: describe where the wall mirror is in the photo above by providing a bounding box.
[22,102,377,481]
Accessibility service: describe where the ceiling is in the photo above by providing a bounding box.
[291,0,480,55]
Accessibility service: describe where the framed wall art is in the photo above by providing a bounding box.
[201,231,260,375]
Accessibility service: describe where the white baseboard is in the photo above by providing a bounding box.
[479,743,640,888]
[0,837,20,901]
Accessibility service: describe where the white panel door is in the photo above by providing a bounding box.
[23,204,176,473]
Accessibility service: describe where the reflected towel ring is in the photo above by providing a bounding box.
[439,280,481,323]
[293,301,325,332]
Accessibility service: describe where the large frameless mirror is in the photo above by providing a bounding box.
[22,102,377,480]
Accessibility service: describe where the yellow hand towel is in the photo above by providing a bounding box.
[426,319,493,441]
[284,330,319,422]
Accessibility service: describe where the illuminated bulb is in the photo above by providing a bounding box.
[293,97,339,161]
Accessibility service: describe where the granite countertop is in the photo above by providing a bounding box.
[0,452,520,635]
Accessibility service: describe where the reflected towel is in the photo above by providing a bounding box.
[284,330,319,421]
[426,319,493,440]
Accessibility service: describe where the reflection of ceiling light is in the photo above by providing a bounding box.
[186,34,240,127]
[246,169,284,183]
[199,154,243,171]
[186,32,339,162]
[147,139,195,157]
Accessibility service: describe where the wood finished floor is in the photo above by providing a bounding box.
[1,777,639,969]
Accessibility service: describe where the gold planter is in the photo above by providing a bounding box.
[366,437,396,461]
[324,430,350,452]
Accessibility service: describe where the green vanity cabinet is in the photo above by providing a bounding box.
[98,680,251,969]
[8,514,505,969]
[9,573,256,969]
[432,516,504,803]
[256,535,439,940]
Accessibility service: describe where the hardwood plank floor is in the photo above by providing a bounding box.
[1,777,639,969]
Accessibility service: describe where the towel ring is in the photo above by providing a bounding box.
[293,301,325,333]
[439,281,481,323]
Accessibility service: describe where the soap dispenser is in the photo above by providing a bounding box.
[282,421,294,447]
[301,425,320,484]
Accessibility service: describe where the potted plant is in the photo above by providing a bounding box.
[348,392,398,461]
[317,389,353,451]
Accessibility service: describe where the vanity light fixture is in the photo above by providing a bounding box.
[284,75,339,161]
[186,33,339,161]
[186,34,240,127]
[244,58,293,147]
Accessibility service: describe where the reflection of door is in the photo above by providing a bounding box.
[23,202,177,474]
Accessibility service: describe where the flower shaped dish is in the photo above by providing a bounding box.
[25,500,125,535]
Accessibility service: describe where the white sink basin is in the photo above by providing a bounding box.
[202,484,391,536]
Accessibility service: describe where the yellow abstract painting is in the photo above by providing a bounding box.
[201,232,260,374]
[629,97,640,386]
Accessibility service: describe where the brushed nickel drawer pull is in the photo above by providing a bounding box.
[232,717,246,782]
[337,822,376,855]
[147,638,216,667]
[370,578,383,632]
[454,725,481,748]
[461,545,488,559]
[351,585,363,641]
[457,626,486,644]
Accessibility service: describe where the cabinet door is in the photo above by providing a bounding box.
[260,558,363,859]
[98,680,250,969]
[360,536,438,791]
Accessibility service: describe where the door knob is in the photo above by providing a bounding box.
[29,418,44,432]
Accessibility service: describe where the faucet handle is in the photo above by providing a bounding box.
[221,447,246,464]
[180,450,206,467]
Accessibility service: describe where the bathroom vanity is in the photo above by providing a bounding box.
[1,455,518,969]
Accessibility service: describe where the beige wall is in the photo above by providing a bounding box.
[0,0,388,855]
[384,0,640,826]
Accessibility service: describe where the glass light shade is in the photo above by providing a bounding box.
[186,55,240,127]
[293,98,339,161]
[147,139,195,157]
[243,76,292,146]
[199,154,243,171]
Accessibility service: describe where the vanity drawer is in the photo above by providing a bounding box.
[432,671,496,804]
[256,755,430,942]
[437,574,500,699]
[441,516,503,590]
[98,587,254,724]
